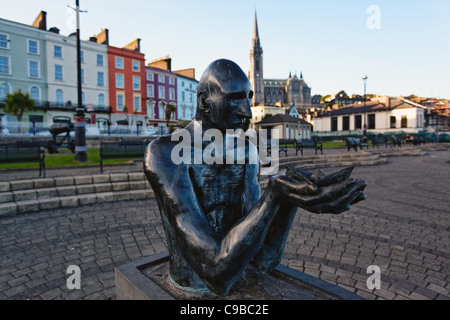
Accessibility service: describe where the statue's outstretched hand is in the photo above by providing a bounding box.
[272,166,367,214]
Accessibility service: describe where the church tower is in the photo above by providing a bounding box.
[249,12,264,106]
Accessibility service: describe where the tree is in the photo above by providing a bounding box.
[336,90,349,99]
[165,104,176,127]
[5,89,35,122]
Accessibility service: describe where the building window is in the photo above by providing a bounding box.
[158,75,165,83]
[54,45,62,58]
[169,88,175,100]
[0,56,10,74]
[147,84,154,98]
[390,116,396,129]
[0,83,10,101]
[81,69,85,84]
[159,104,164,119]
[133,94,141,112]
[55,89,64,106]
[401,115,407,128]
[190,93,193,103]
[117,93,125,111]
[147,72,153,81]
[97,72,104,86]
[368,114,376,129]
[342,116,350,131]
[133,76,140,90]
[182,91,185,102]
[80,51,84,63]
[331,117,338,132]
[82,92,86,106]
[0,34,9,49]
[28,40,39,55]
[132,60,140,72]
[354,115,362,130]
[54,65,63,81]
[29,60,40,78]
[159,86,165,99]
[116,74,124,88]
[169,77,174,85]
[115,57,124,69]
[97,54,104,66]
[98,93,105,107]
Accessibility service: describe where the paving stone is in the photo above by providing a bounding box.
[112,182,129,192]
[76,184,95,195]
[33,178,55,189]
[94,183,111,193]
[96,192,114,203]
[0,181,10,192]
[54,176,74,187]
[13,189,37,201]
[36,187,58,198]
[74,175,93,185]
[0,191,13,203]
[92,174,110,184]
[59,196,79,208]
[57,186,77,197]
[78,194,97,206]
[10,180,34,191]
[114,191,130,202]
[39,198,61,210]
[16,200,40,214]
[129,181,146,190]
[128,172,145,181]
[109,173,128,183]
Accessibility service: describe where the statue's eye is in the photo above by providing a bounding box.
[249,91,254,99]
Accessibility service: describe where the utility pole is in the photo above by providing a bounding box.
[362,74,368,142]
[74,0,87,162]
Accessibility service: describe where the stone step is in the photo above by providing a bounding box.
[0,172,147,193]
[0,189,155,217]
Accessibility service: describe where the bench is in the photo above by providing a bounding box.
[345,137,369,152]
[386,135,402,148]
[0,141,46,177]
[100,140,150,173]
[278,139,301,157]
[298,138,323,156]
[371,135,387,149]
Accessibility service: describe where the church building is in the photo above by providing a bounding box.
[248,13,312,109]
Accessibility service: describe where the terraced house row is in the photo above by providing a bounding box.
[0,11,198,134]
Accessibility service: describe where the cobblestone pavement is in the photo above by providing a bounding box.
[0,150,449,300]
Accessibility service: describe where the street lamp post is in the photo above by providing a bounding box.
[362,74,368,142]
[74,0,87,162]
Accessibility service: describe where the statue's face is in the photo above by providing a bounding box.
[197,59,254,131]
[206,79,254,131]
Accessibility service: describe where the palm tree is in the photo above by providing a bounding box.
[5,89,35,122]
[165,104,176,128]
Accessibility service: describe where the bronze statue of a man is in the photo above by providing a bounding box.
[144,59,366,296]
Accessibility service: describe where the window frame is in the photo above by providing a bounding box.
[27,39,40,55]
[28,60,40,78]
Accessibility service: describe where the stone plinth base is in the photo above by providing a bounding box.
[115,252,363,300]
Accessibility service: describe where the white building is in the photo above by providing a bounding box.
[313,97,426,136]
[173,69,198,122]
[255,114,312,140]
[250,104,288,130]
[44,28,109,124]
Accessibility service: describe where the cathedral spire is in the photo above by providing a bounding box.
[253,11,260,46]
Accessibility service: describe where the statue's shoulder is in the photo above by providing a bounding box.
[145,135,178,169]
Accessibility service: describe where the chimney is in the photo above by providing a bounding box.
[123,38,141,52]
[32,11,47,31]
[148,56,172,71]
[48,27,60,34]
[92,29,109,45]
[173,68,196,79]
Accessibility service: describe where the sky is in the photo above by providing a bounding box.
[0,0,449,99]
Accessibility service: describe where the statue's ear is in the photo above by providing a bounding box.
[198,91,210,114]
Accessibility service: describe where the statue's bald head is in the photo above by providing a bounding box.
[195,59,254,131]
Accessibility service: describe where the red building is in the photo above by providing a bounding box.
[107,39,147,127]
